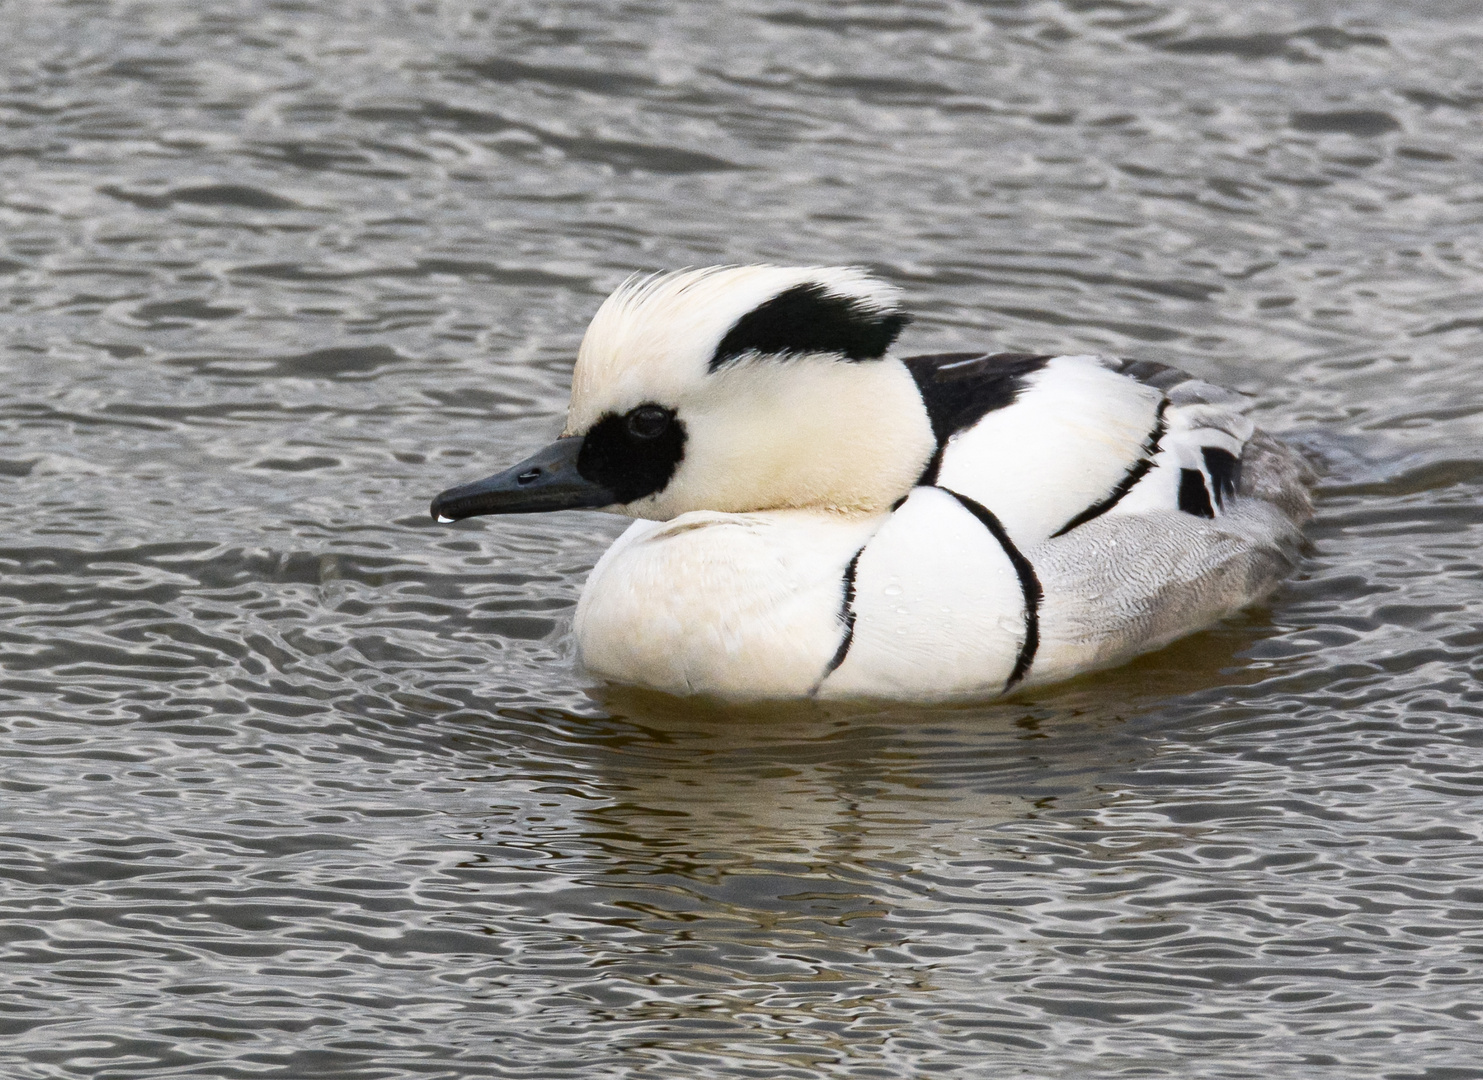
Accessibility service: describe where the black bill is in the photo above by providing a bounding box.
[429,436,615,522]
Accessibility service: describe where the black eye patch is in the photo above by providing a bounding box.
[577,404,687,504]
[710,282,910,371]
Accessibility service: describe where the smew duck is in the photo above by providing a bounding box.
[430,266,1313,702]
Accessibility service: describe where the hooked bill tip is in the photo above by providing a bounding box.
[435,514,454,524]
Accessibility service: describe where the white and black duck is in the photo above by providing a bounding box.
[430,265,1314,702]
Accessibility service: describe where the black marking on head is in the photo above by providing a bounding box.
[709,283,909,370]
[1052,398,1170,537]
[940,488,1042,692]
[1178,468,1215,518]
[1202,447,1241,509]
[904,354,1054,485]
[576,403,686,504]
[818,546,865,685]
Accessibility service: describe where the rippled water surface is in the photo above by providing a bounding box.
[3,1,1483,1076]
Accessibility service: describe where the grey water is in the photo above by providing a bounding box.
[1,1,1481,1077]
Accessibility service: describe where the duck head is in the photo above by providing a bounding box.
[430,265,937,523]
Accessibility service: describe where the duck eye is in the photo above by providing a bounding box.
[625,405,672,440]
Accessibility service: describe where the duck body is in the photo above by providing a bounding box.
[431,267,1314,703]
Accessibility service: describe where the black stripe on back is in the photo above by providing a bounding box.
[710,283,909,370]
[1103,357,1191,392]
[903,352,1053,451]
[916,443,947,488]
[1202,447,1241,509]
[1178,468,1215,518]
[1051,398,1170,537]
[940,488,1042,692]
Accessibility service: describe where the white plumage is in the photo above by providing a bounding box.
[430,265,1315,702]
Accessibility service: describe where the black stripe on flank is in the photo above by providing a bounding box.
[710,283,909,370]
[1202,446,1241,509]
[1052,398,1170,537]
[940,488,1042,692]
[820,546,865,681]
[1178,468,1215,518]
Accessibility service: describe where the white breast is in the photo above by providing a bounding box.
[574,510,879,698]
